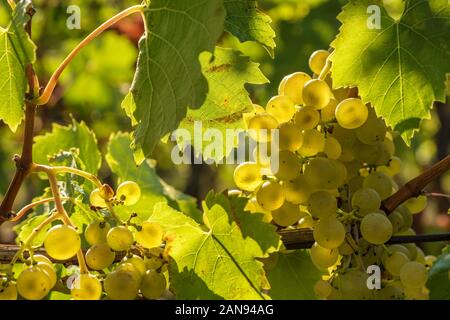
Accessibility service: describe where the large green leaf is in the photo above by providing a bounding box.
[150,202,277,299]
[266,250,321,300]
[0,0,36,131]
[331,0,450,143]
[33,119,101,175]
[427,245,450,300]
[224,0,276,56]
[106,132,197,221]
[122,0,226,163]
[177,47,268,162]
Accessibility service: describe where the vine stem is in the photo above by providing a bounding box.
[424,192,450,200]
[34,4,145,106]
[9,197,70,222]
[49,166,103,188]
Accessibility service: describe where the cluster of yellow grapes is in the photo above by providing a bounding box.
[0,181,168,300]
[233,49,435,300]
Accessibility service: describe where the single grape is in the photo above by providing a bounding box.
[90,188,107,207]
[255,181,285,211]
[298,129,325,157]
[415,247,426,264]
[278,72,311,105]
[310,242,339,269]
[360,212,393,245]
[278,123,304,151]
[375,285,404,300]
[363,171,393,200]
[386,244,410,259]
[331,125,356,148]
[383,251,410,276]
[233,162,262,191]
[44,225,81,261]
[400,261,427,289]
[122,255,146,276]
[252,145,272,168]
[271,201,302,227]
[320,99,338,122]
[0,281,17,300]
[403,195,427,214]
[323,136,342,160]
[302,79,332,110]
[145,256,163,270]
[374,140,393,166]
[107,226,134,251]
[247,113,279,142]
[388,210,405,234]
[16,266,52,300]
[313,217,346,249]
[116,263,142,283]
[395,205,413,233]
[85,221,111,245]
[424,255,437,268]
[332,270,372,300]
[85,243,116,270]
[403,243,418,261]
[304,157,341,189]
[104,270,139,300]
[36,262,56,288]
[32,254,53,266]
[71,274,102,300]
[309,50,330,75]
[307,191,337,219]
[117,181,141,206]
[353,140,383,164]
[351,187,381,215]
[266,95,296,123]
[356,110,387,145]
[335,98,368,129]
[280,175,313,204]
[298,213,314,229]
[314,279,332,299]
[272,150,302,181]
[140,270,167,300]
[135,221,164,249]
[294,106,320,130]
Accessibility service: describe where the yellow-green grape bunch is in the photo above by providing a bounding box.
[232,50,435,300]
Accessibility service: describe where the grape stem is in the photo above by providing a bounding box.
[423,192,450,200]
[33,164,103,188]
[9,197,71,222]
[33,4,146,106]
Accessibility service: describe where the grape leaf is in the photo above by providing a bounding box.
[0,0,36,131]
[14,212,51,247]
[224,0,276,56]
[33,119,101,175]
[106,132,197,221]
[266,250,321,300]
[122,0,226,163]
[149,202,276,299]
[427,245,450,300]
[176,47,269,162]
[330,0,450,143]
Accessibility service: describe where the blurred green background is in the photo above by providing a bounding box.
[0,0,449,254]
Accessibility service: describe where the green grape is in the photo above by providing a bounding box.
[71,274,102,300]
[104,270,139,300]
[344,160,363,180]
[360,212,393,245]
[117,181,141,206]
[314,279,332,299]
[16,266,52,300]
[85,221,111,245]
[122,255,147,276]
[271,201,302,227]
[351,187,381,215]
[309,50,330,75]
[321,99,338,122]
[307,191,337,219]
[294,106,320,130]
[382,0,405,21]
[90,188,107,207]
[252,145,272,168]
[333,270,372,300]
[396,227,416,236]
[375,285,404,300]
[140,270,167,300]
[403,195,427,214]
[233,162,263,191]
[424,255,437,268]
[247,113,279,142]
[85,243,116,270]
[36,262,56,288]
[353,140,383,164]
[44,225,81,261]
[244,197,270,217]
[355,110,387,145]
[363,171,393,200]
[310,242,339,269]
[400,261,427,289]
[145,256,163,270]
[302,79,332,110]
[383,251,410,276]
[0,281,17,300]
[386,244,410,259]
[313,217,346,249]
[297,214,314,228]
[266,95,296,123]
[335,98,368,129]
[136,221,164,249]
[415,247,425,264]
[32,254,53,266]
[278,123,304,151]
[304,157,341,189]
[338,146,355,162]
[116,263,142,283]
[272,150,302,181]
[374,140,393,166]
[388,210,405,233]
[395,206,413,233]
[331,125,356,148]
[107,226,134,251]
[323,136,342,160]
[298,129,325,157]
[278,72,311,105]
[331,160,348,186]
[388,156,402,175]
[338,240,355,255]
[256,181,285,211]
[348,177,365,197]
[280,175,313,204]
[403,243,418,261]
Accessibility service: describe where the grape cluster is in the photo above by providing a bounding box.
[0,181,168,300]
[233,49,434,300]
